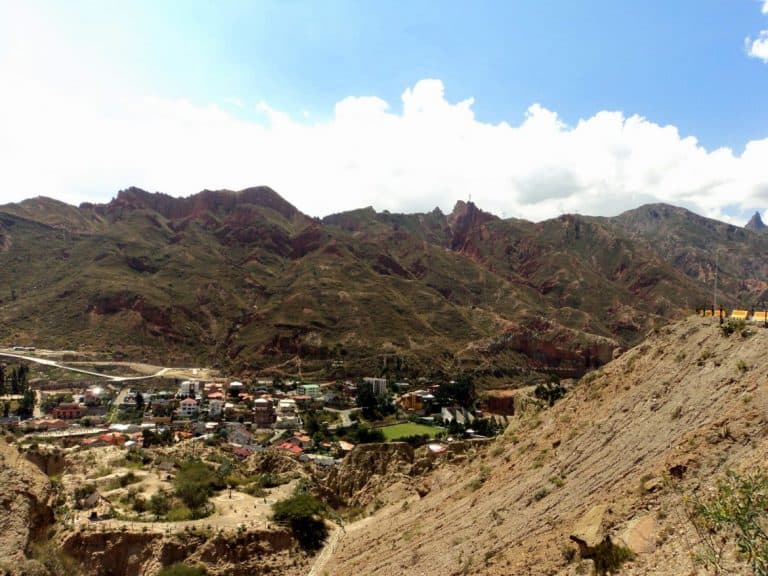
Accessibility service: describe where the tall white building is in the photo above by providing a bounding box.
[362,377,388,397]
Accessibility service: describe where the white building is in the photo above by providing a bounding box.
[208,399,225,417]
[179,380,199,398]
[297,383,322,398]
[362,377,388,397]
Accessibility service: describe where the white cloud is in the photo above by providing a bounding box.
[747,30,768,62]
[763,0,768,14]
[0,3,767,224]
[2,73,768,224]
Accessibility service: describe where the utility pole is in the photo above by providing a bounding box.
[713,249,718,313]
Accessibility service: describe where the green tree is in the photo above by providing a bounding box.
[149,492,170,519]
[157,563,207,576]
[134,391,145,413]
[356,384,378,420]
[271,492,328,551]
[173,459,220,511]
[435,374,475,409]
[17,388,35,418]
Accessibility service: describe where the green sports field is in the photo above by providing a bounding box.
[380,422,444,441]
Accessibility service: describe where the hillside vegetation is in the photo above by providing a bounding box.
[2,187,768,382]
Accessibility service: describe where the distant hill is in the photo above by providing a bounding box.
[2,187,768,381]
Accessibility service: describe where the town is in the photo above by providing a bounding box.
[0,353,524,462]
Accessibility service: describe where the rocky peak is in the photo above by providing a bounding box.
[105,186,304,223]
[745,211,767,231]
[447,199,496,251]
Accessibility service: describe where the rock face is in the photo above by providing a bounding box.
[61,528,307,576]
[324,443,415,507]
[746,211,767,231]
[0,439,54,567]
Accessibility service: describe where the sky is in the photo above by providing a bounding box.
[1,0,768,223]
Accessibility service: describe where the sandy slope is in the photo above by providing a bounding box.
[324,316,768,575]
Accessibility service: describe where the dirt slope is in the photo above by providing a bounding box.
[324,315,768,575]
[0,439,54,572]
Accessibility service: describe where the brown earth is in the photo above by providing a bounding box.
[0,438,55,574]
[4,188,768,382]
[321,315,768,575]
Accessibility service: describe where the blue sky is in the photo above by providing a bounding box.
[1,0,768,222]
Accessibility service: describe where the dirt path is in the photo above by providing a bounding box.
[306,515,375,576]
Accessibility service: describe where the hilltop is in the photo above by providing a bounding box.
[321,314,768,575]
[2,187,768,381]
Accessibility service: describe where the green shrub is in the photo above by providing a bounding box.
[132,496,147,513]
[174,459,221,511]
[272,492,328,551]
[166,504,193,522]
[157,563,207,576]
[591,539,635,576]
[688,468,768,575]
[150,492,170,519]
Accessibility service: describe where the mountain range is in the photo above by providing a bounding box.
[1,187,767,383]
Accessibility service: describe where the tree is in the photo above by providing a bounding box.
[271,492,328,551]
[435,374,475,409]
[2,401,9,418]
[356,384,378,420]
[17,388,35,418]
[173,459,221,511]
[149,492,170,519]
[134,391,145,413]
[534,378,566,407]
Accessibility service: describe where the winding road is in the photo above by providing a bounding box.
[0,349,169,382]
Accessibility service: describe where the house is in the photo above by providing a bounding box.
[399,392,425,412]
[51,403,86,420]
[297,383,321,398]
[253,398,276,428]
[208,399,225,417]
[178,398,198,419]
[291,432,313,449]
[362,377,388,397]
[277,441,303,455]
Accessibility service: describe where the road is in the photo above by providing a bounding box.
[0,350,170,382]
[323,407,360,429]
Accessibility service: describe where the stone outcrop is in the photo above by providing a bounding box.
[62,528,306,576]
[0,439,54,568]
[746,211,767,231]
[324,443,415,507]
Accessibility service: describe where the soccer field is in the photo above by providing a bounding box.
[380,422,444,440]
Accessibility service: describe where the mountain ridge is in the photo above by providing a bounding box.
[2,187,768,381]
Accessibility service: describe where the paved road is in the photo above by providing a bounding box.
[0,350,169,382]
[323,407,360,429]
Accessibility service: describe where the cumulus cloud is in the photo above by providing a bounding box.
[747,30,768,62]
[2,71,768,224]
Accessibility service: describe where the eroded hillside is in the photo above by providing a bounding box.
[322,315,768,575]
[3,188,768,382]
